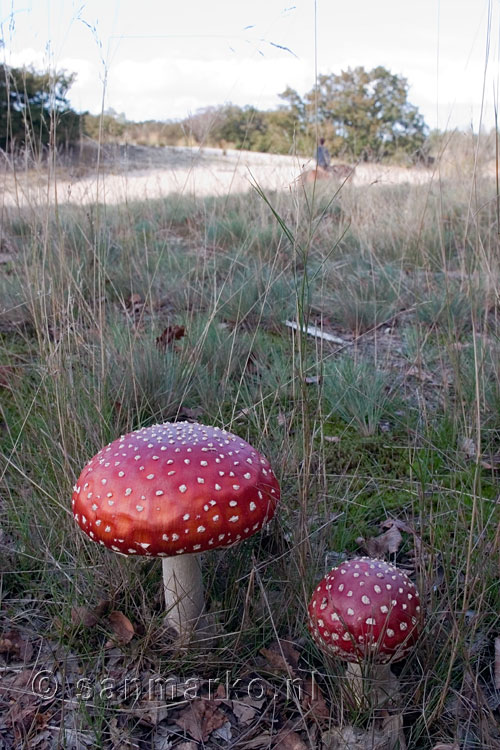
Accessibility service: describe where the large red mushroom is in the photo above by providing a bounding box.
[308,557,422,705]
[72,421,280,637]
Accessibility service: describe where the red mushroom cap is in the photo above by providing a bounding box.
[72,422,280,557]
[308,557,422,664]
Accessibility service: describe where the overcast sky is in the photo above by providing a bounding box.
[1,0,498,132]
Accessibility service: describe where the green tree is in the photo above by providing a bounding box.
[0,64,81,152]
[284,66,427,161]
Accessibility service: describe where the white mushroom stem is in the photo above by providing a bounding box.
[345,661,400,707]
[162,554,204,636]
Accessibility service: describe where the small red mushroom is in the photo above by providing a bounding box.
[308,557,422,704]
[72,421,280,637]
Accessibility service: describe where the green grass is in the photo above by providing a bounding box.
[1,156,499,749]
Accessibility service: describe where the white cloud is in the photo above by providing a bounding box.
[103,56,311,120]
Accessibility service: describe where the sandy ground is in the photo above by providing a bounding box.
[0,145,437,208]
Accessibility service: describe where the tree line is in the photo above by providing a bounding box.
[1,62,434,162]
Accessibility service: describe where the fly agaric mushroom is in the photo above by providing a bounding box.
[72,421,280,637]
[308,557,422,705]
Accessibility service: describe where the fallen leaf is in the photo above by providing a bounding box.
[107,611,135,645]
[277,639,300,669]
[260,641,298,676]
[156,325,185,351]
[59,727,97,749]
[381,710,407,750]
[134,699,169,726]
[174,699,227,742]
[71,606,99,628]
[6,700,51,734]
[212,721,232,741]
[25,729,53,749]
[357,523,403,557]
[301,678,330,722]
[380,518,414,534]
[232,700,258,724]
[0,630,33,661]
[109,716,139,749]
[431,745,460,750]
[272,729,308,750]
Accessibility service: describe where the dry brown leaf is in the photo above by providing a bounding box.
[134,699,169,726]
[278,639,301,669]
[273,729,308,750]
[260,646,296,676]
[108,716,138,749]
[232,700,258,724]
[357,523,403,557]
[301,678,330,722]
[260,640,300,676]
[71,606,99,629]
[381,710,406,750]
[107,611,135,645]
[156,324,185,351]
[0,630,33,662]
[6,699,52,734]
[174,699,227,742]
[380,518,414,535]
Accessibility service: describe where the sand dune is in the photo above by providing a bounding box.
[0,145,437,208]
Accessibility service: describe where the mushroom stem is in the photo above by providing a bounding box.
[345,662,400,708]
[162,554,204,635]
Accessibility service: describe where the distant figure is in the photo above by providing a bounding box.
[316,138,331,170]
